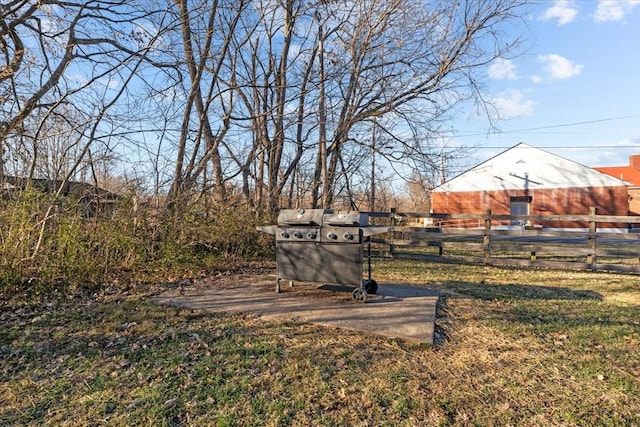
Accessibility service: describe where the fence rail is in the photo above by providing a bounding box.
[367,208,640,274]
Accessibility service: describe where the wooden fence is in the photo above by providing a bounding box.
[368,208,640,275]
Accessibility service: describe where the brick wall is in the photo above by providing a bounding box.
[628,188,640,215]
[431,186,629,229]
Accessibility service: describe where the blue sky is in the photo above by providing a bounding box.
[453,0,640,169]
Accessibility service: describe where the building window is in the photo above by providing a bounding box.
[510,196,532,225]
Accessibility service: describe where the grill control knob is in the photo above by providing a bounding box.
[327,232,337,240]
[294,231,303,239]
[280,231,290,239]
[343,232,354,241]
[307,231,317,239]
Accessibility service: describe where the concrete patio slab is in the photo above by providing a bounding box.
[152,273,439,344]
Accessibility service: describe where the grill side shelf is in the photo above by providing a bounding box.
[362,226,394,237]
[256,225,278,235]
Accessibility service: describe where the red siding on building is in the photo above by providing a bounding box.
[431,186,628,229]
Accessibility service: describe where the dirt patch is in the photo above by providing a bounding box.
[152,273,438,344]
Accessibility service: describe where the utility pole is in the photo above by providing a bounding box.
[440,152,446,185]
[370,120,376,212]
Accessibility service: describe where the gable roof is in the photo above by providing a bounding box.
[594,155,640,187]
[594,166,640,186]
[433,143,628,193]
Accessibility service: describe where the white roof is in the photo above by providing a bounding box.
[434,143,628,193]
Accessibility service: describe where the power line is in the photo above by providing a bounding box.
[475,145,640,149]
[454,114,640,138]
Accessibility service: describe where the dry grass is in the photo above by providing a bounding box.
[1,260,639,426]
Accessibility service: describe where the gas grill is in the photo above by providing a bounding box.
[258,208,391,302]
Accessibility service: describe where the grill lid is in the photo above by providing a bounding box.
[323,212,369,226]
[277,208,332,226]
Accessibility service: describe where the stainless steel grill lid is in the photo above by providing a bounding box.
[277,208,331,226]
[322,212,368,226]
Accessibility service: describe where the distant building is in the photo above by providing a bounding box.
[1,175,119,217]
[431,143,629,231]
[594,155,640,217]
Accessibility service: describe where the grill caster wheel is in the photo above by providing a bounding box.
[352,288,368,303]
[363,279,378,294]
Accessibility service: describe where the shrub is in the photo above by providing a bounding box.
[0,190,274,298]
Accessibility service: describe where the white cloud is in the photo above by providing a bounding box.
[488,58,518,80]
[538,54,583,80]
[541,0,578,25]
[593,0,640,22]
[589,138,640,166]
[66,73,121,91]
[97,77,121,91]
[490,89,535,119]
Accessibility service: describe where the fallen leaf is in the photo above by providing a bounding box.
[163,398,178,409]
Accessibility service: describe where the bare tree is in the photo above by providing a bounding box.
[223,0,322,211]
[1,0,529,216]
[0,0,174,187]
[163,0,253,211]
[0,0,178,263]
[218,0,528,211]
[306,0,527,207]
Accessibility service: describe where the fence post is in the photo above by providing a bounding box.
[483,209,492,264]
[389,207,397,257]
[587,206,597,271]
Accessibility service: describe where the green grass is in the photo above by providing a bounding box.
[1,261,639,426]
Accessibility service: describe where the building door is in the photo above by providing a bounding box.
[510,196,531,226]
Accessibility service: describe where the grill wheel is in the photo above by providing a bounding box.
[352,288,368,303]
[363,279,378,294]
